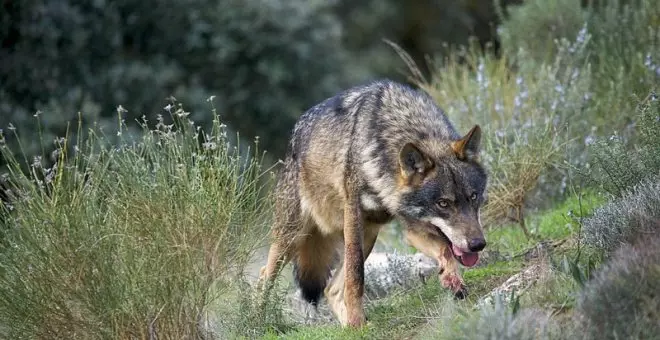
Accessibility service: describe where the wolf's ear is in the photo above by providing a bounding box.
[451,125,481,161]
[399,143,433,180]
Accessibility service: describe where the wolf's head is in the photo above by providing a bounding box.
[396,125,488,267]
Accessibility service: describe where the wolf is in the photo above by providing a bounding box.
[258,79,488,327]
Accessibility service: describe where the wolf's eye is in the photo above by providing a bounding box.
[470,193,478,201]
[437,199,450,208]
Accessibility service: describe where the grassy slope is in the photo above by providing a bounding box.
[260,191,604,339]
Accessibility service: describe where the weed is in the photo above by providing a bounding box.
[0,101,274,339]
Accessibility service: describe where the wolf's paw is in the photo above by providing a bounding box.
[441,272,467,299]
[453,285,468,300]
[346,313,366,328]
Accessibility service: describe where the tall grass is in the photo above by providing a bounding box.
[0,101,273,339]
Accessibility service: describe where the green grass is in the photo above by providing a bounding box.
[262,257,527,339]
[263,280,453,340]
[463,261,524,297]
[485,190,606,256]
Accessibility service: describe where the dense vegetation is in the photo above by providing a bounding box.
[0,0,658,339]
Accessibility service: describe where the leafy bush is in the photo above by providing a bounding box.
[582,175,660,254]
[0,102,273,338]
[586,93,660,197]
[576,232,660,339]
[335,0,518,80]
[587,0,660,109]
[497,0,660,131]
[496,0,588,63]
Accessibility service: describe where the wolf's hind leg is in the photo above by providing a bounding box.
[259,238,292,284]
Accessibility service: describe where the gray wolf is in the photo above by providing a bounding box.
[258,79,488,327]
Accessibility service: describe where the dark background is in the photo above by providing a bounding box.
[1,0,530,163]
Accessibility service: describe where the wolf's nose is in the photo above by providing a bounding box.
[468,238,487,252]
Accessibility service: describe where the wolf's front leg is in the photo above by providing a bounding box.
[404,228,467,299]
[326,224,381,326]
[342,196,366,327]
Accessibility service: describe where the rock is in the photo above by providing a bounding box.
[476,263,545,308]
[364,252,439,299]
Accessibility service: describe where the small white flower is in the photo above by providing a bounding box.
[203,142,217,150]
[576,23,588,45]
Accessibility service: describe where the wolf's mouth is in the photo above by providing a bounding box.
[430,225,480,268]
[449,244,479,268]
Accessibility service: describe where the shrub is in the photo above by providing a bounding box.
[426,295,561,340]
[0,101,274,338]
[587,0,660,110]
[581,175,660,255]
[586,93,660,197]
[576,232,660,339]
[498,0,660,132]
[496,0,588,63]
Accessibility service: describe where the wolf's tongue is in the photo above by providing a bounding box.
[459,252,479,267]
[451,244,479,267]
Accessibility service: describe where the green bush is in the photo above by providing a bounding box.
[497,0,660,131]
[582,175,660,255]
[586,93,660,196]
[496,0,588,63]
[576,232,660,339]
[0,102,273,338]
[426,295,561,340]
[587,0,660,108]
[335,0,518,80]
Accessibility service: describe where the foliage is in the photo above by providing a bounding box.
[498,0,660,131]
[0,101,273,339]
[586,0,660,108]
[496,0,588,62]
[585,93,660,197]
[486,190,604,256]
[335,0,517,80]
[582,175,660,255]
[427,295,560,340]
[0,0,348,161]
[576,233,660,340]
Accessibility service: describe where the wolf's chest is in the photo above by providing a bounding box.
[360,193,393,224]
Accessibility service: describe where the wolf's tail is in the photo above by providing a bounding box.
[291,230,338,305]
